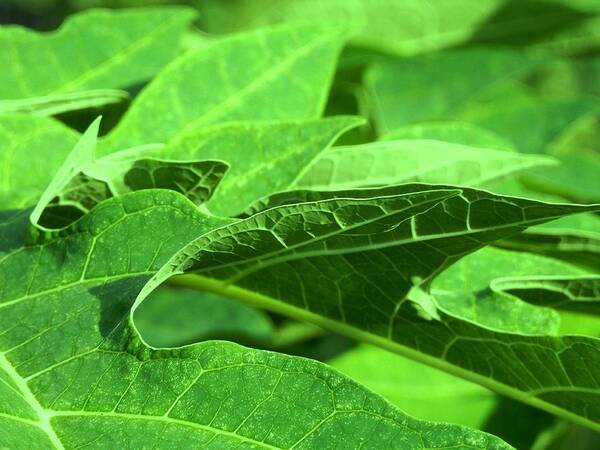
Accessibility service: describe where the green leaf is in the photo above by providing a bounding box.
[522,153,600,202]
[198,0,504,56]
[101,22,352,153]
[134,286,275,348]
[0,8,195,101]
[162,117,364,216]
[0,115,79,210]
[295,139,555,190]
[165,183,600,429]
[30,117,102,226]
[0,189,511,449]
[460,96,600,154]
[330,345,498,429]
[364,49,540,134]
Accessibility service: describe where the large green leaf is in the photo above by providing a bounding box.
[295,139,555,190]
[0,189,511,449]
[0,7,195,114]
[101,22,351,153]
[167,184,600,429]
[364,49,539,134]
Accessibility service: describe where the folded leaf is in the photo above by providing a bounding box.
[165,184,600,429]
[491,276,600,314]
[0,190,511,449]
[433,247,586,335]
[496,228,600,271]
[0,8,195,100]
[29,120,231,228]
[101,22,352,153]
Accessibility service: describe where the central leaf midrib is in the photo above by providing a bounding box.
[0,352,65,449]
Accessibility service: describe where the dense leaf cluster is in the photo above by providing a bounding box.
[1,2,600,449]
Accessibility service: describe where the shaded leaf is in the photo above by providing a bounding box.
[364,48,539,134]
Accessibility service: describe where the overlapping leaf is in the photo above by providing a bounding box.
[0,189,510,450]
[162,184,600,430]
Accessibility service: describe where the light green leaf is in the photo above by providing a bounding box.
[163,117,363,216]
[330,345,498,429]
[0,89,129,117]
[0,189,511,449]
[101,22,352,153]
[0,115,79,210]
[295,139,555,190]
[0,7,195,100]
[364,49,540,134]
[164,183,600,429]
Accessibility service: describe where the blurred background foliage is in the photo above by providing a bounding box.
[2,1,600,448]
